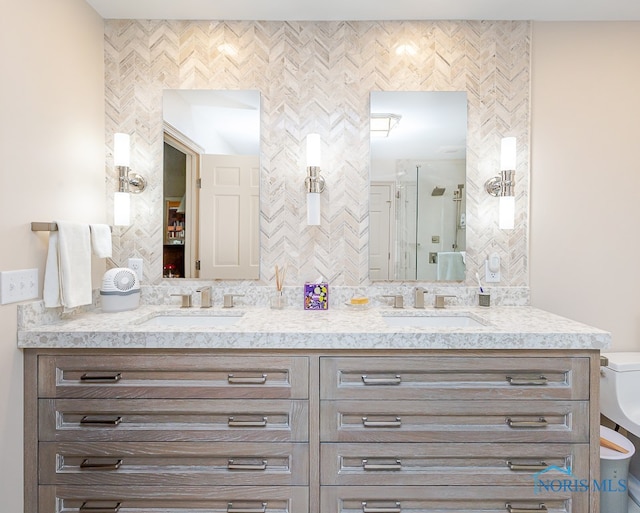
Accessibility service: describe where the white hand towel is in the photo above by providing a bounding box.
[43,221,93,309]
[43,232,61,308]
[436,252,466,281]
[90,224,112,258]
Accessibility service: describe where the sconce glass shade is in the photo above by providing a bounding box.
[500,136,517,171]
[307,192,321,225]
[114,133,131,167]
[114,191,131,226]
[306,134,322,167]
[499,195,515,230]
[304,133,324,225]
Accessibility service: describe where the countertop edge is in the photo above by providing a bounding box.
[16,305,612,351]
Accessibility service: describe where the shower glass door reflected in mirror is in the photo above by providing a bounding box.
[369,91,467,281]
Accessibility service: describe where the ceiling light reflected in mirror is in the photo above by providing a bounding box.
[370,114,401,138]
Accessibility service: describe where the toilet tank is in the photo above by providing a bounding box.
[601,352,640,437]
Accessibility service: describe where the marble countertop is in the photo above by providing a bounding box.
[17,304,610,350]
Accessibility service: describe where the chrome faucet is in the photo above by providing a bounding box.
[382,294,404,309]
[434,294,456,309]
[170,293,192,308]
[223,293,245,308]
[196,286,213,308]
[414,287,427,309]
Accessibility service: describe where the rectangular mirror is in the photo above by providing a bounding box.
[162,90,260,279]
[369,91,467,281]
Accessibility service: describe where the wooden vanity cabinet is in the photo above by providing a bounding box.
[27,352,310,513]
[24,349,600,513]
[319,354,599,513]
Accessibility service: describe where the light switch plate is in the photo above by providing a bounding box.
[0,268,39,305]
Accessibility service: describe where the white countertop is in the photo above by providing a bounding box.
[17,304,611,350]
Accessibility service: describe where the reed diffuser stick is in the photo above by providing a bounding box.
[275,264,286,292]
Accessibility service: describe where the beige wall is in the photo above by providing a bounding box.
[530,22,640,351]
[0,0,105,509]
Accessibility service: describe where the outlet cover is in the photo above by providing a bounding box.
[127,258,143,282]
[0,268,39,305]
[484,260,501,283]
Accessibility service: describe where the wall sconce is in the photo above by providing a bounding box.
[485,137,516,230]
[113,133,146,226]
[304,134,325,225]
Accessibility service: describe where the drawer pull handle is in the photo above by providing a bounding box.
[80,372,122,383]
[362,501,401,513]
[362,459,402,471]
[507,461,548,471]
[228,374,267,384]
[80,416,123,426]
[506,417,548,429]
[80,459,123,470]
[228,459,268,470]
[228,416,268,427]
[79,502,121,513]
[362,417,402,428]
[506,503,547,513]
[227,502,267,513]
[361,375,402,385]
[507,375,548,386]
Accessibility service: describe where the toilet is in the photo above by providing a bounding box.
[601,352,640,512]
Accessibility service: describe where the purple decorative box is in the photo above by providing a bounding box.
[304,283,329,310]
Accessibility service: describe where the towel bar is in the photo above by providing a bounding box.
[31,222,112,232]
[31,222,59,231]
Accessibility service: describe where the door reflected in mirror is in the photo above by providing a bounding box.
[369,91,467,281]
[162,90,260,279]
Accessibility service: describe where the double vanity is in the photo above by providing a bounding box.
[18,296,610,513]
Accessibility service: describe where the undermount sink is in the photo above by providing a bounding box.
[383,313,485,328]
[140,313,243,328]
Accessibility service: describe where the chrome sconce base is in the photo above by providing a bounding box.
[304,166,325,194]
[484,170,515,197]
[117,165,147,194]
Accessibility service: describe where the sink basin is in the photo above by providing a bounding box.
[140,314,243,328]
[383,314,485,328]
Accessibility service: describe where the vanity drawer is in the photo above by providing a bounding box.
[40,441,309,486]
[320,400,588,443]
[320,356,589,401]
[38,354,309,399]
[39,398,308,442]
[39,485,309,513]
[321,486,586,513]
[321,442,589,486]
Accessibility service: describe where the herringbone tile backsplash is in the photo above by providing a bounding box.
[105,20,530,287]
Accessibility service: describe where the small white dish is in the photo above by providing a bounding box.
[344,301,370,311]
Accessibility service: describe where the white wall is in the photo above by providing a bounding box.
[0,0,105,509]
[530,22,640,351]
